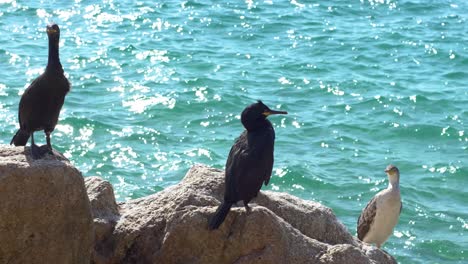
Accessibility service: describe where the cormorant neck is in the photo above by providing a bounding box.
[46,37,63,72]
[243,117,272,132]
[387,173,400,190]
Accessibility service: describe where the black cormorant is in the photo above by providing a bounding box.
[10,23,70,159]
[209,100,287,230]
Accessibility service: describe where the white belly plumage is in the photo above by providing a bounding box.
[363,190,401,247]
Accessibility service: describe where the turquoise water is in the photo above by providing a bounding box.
[0,0,466,262]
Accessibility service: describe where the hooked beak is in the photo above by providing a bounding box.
[263,109,288,116]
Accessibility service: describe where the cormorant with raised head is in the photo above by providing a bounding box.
[11,23,70,159]
[209,100,287,230]
[357,165,402,248]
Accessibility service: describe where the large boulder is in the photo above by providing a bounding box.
[87,164,397,264]
[0,145,93,264]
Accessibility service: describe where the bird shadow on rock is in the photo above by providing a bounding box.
[23,145,69,164]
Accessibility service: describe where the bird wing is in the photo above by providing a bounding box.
[224,132,249,202]
[357,196,377,240]
[262,151,273,186]
[263,126,275,185]
[247,126,274,186]
[17,76,45,128]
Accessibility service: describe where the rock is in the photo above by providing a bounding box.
[319,244,372,264]
[87,164,397,264]
[0,145,93,264]
[85,177,119,219]
[85,177,120,263]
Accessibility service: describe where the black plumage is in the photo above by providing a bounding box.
[10,23,70,159]
[209,101,287,230]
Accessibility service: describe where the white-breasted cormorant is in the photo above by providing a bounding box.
[209,100,287,230]
[357,165,402,248]
[10,23,70,159]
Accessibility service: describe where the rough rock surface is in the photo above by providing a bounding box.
[0,143,397,264]
[0,145,93,264]
[87,164,397,264]
[85,176,120,263]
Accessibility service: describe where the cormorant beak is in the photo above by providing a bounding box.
[263,109,288,116]
[47,26,57,34]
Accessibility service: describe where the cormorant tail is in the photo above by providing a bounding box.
[11,129,30,146]
[208,202,233,230]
